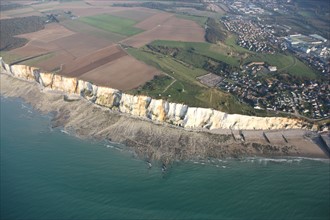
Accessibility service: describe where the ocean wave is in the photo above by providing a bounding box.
[241,156,329,164]
[60,129,69,135]
[105,144,123,152]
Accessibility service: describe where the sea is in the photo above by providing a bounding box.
[1,96,330,220]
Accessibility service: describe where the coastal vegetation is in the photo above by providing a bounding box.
[127,46,268,116]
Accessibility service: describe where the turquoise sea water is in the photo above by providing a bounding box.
[1,97,330,220]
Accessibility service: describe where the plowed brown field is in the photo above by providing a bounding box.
[3,4,206,90]
[122,14,205,47]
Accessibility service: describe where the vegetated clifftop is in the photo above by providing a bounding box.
[1,58,309,131]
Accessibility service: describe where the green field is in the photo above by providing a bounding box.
[0,52,23,64]
[62,20,125,42]
[127,47,258,115]
[244,54,317,79]
[80,14,143,36]
[20,53,54,67]
[150,40,240,66]
[224,35,252,53]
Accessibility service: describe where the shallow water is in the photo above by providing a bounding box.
[1,97,329,220]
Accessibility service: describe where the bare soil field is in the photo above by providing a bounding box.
[60,45,124,76]
[9,42,51,58]
[0,7,40,19]
[110,7,157,21]
[0,10,42,19]
[9,28,114,61]
[2,4,207,89]
[79,55,160,90]
[62,7,120,17]
[122,15,205,47]
[15,23,75,43]
[35,50,75,72]
[134,13,173,30]
[61,20,125,42]
[51,33,114,58]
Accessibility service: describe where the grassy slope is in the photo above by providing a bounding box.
[152,39,317,79]
[127,47,257,115]
[79,14,143,36]
[150,40,240,66]
[244,54,317,78]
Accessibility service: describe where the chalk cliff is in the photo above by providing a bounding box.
[0,58,307,131]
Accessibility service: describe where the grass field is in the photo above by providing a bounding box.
[244,54,317,79]
[20,53,54,67]
[0,52,23,64]
[224,35,252,53]
[150,40,240,66]
[127,47,258,114]
[80,14,144,36]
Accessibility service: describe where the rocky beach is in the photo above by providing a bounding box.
[1,71,329,163]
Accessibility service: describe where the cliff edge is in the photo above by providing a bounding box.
[1,58,309,131]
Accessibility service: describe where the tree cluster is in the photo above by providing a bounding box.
[205,18,227,43]
[0,16,45,51]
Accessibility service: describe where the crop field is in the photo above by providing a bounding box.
[15,23,75,43]
[61,20,125,42]
[1,2,183,90]
[79,55,159,91]
[80,14,144,36]
[175,14,208,27]
[122,15,205,48]
[110,8,157,22]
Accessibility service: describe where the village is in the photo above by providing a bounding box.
[214,63,329,119]
[221,15,278,54]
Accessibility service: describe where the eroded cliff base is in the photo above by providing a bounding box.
[1,73,329,163]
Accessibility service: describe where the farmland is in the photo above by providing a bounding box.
[80,14,143,36]
[1,2,207,91]
[1,0,326,118]
[122,13,205,48]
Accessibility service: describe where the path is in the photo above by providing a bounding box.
[162,78,176,93]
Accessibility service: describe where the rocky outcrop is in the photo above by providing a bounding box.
[0,58,308,131]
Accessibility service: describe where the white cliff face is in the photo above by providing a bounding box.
[119,93,151,117]
[77,80,98,101]
[10,65,37,82]
[183,107,214,129]
[39,72,54,88]
[95,86,121,108]
[166,102,188,126]
[148,99,168,121]
[1,59,307,131]
[51,75,78,94]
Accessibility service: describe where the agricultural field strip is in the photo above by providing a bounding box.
[79,14,144,36]
[64,49,127,78]
[119,14,176,44]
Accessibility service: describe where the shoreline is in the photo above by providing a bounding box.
[1,73,329,162]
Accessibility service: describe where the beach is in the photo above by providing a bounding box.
[1,73,328,162]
